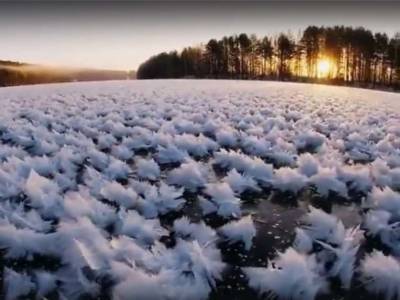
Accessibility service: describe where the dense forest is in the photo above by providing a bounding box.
[137,25,400,90]
[0,60,132,87]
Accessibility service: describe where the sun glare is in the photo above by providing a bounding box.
[317,59,331,78]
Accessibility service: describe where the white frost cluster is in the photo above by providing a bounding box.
[360,251,400,300]
[0,80,399,298]
[363,186,400,255]
[294,207,362,289]
[219,215,256,250]
[245,248,326,300]
[167,160,207,191]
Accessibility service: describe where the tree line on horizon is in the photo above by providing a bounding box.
[137,25,400,90]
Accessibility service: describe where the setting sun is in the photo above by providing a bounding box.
[317,59,331,78]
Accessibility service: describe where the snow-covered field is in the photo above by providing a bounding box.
[0,80,400,300]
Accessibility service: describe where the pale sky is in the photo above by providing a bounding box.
[0,1,399,71]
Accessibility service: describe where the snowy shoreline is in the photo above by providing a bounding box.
[1,79,400,96]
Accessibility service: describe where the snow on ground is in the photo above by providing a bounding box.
[0,80,400,299]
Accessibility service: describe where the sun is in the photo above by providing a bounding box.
[317,59,331,78]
